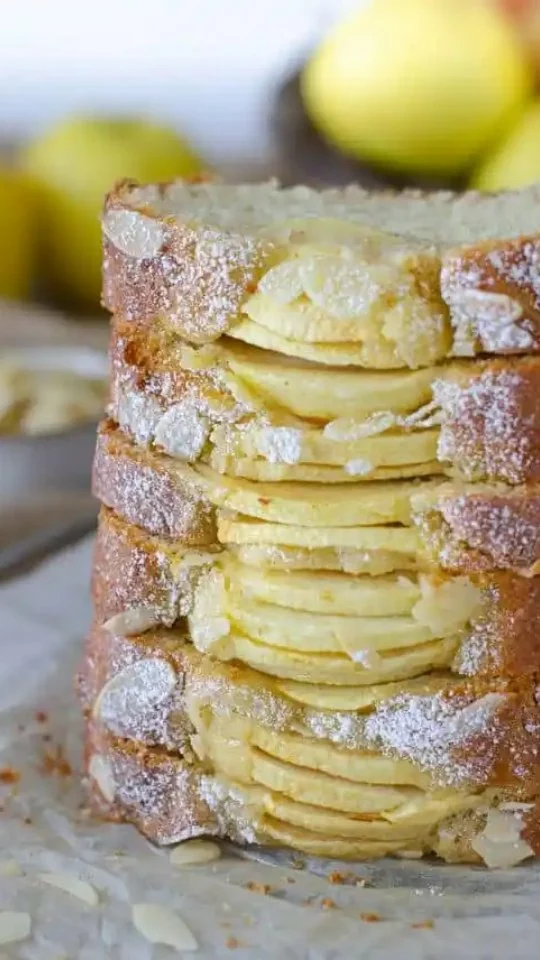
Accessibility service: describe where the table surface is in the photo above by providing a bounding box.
[0,538,540,960]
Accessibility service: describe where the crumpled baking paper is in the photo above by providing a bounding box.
[1,538,540,959]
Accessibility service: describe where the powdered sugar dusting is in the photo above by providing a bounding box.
[345,459,373,477]
[94,513,204,626]
[197,775,258,844]
[455,629,492,678]
[104,216,273,344]
[487,242,540,301]
[112,375,249,463]
[439,493,540,570]
[93,430,215,542]
[154,401,210,461]
[364,692,506,786]
[104,741,217,845]
[443,238,540,356]
[412,484,540,571]
[94,659,178,743]
[435,369,538,483]
[114,388,164,446]
[253,426,303,465]
[303,710,359,746]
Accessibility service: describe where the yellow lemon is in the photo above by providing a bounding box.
[301,0,531,177]
[0,167,35,301]
[473,100,540,190]
[21,116,204,310]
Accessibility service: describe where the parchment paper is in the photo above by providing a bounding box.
[1,539,540,959]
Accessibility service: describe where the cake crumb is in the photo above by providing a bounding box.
[226,936,245,949]
[411,919,435,930]
[321,898,337,910]
[328,870,363,885]
[243,881,271,895]
[41,746,72,777]
[360,912,381,923]
[0,768,20,785]
[35,711,48,723]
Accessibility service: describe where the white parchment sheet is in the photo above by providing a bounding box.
[1,539,540,959]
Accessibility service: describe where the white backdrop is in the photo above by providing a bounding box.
[0,0,361,165]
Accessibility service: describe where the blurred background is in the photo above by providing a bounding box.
[3,0,540,319]
[2,0,540,542]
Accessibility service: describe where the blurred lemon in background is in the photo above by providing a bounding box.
[494,0,540,83]
[473,100,540,189]
[301,0,531,178]
[21,116,204,310]
[0,167,34,301]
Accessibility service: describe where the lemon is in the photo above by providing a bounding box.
[0,167,34,301]
[21,116,204,310]
[301,0,531,177]
[473,100,540,189]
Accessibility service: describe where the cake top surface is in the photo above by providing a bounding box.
[111,179,540,246]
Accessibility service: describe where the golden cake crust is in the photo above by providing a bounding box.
[92,508,540,679]
[81,628,540,862]
[103,179,540,360]
[93,423,540,573]
[91,178,540,866]
[80,624,540,795]
[110,318,540,485]
[108,318,540,485]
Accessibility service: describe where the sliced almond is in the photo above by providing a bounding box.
[300,255,400,320]
[450,288,523,324]
[88,753,116,803]
[155,401,210,461]
[323,413,397,441]
[37,872,99,906]
[102,208,165,259]
[92,658,177,738]
[132,902,198,952]
[115,387,163,446]
[401,403,443,430]
[258,259,304,304]
[103,607,162,637]
[170,840,221,867]
[0,911,31,945]
[471,808,534,869]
